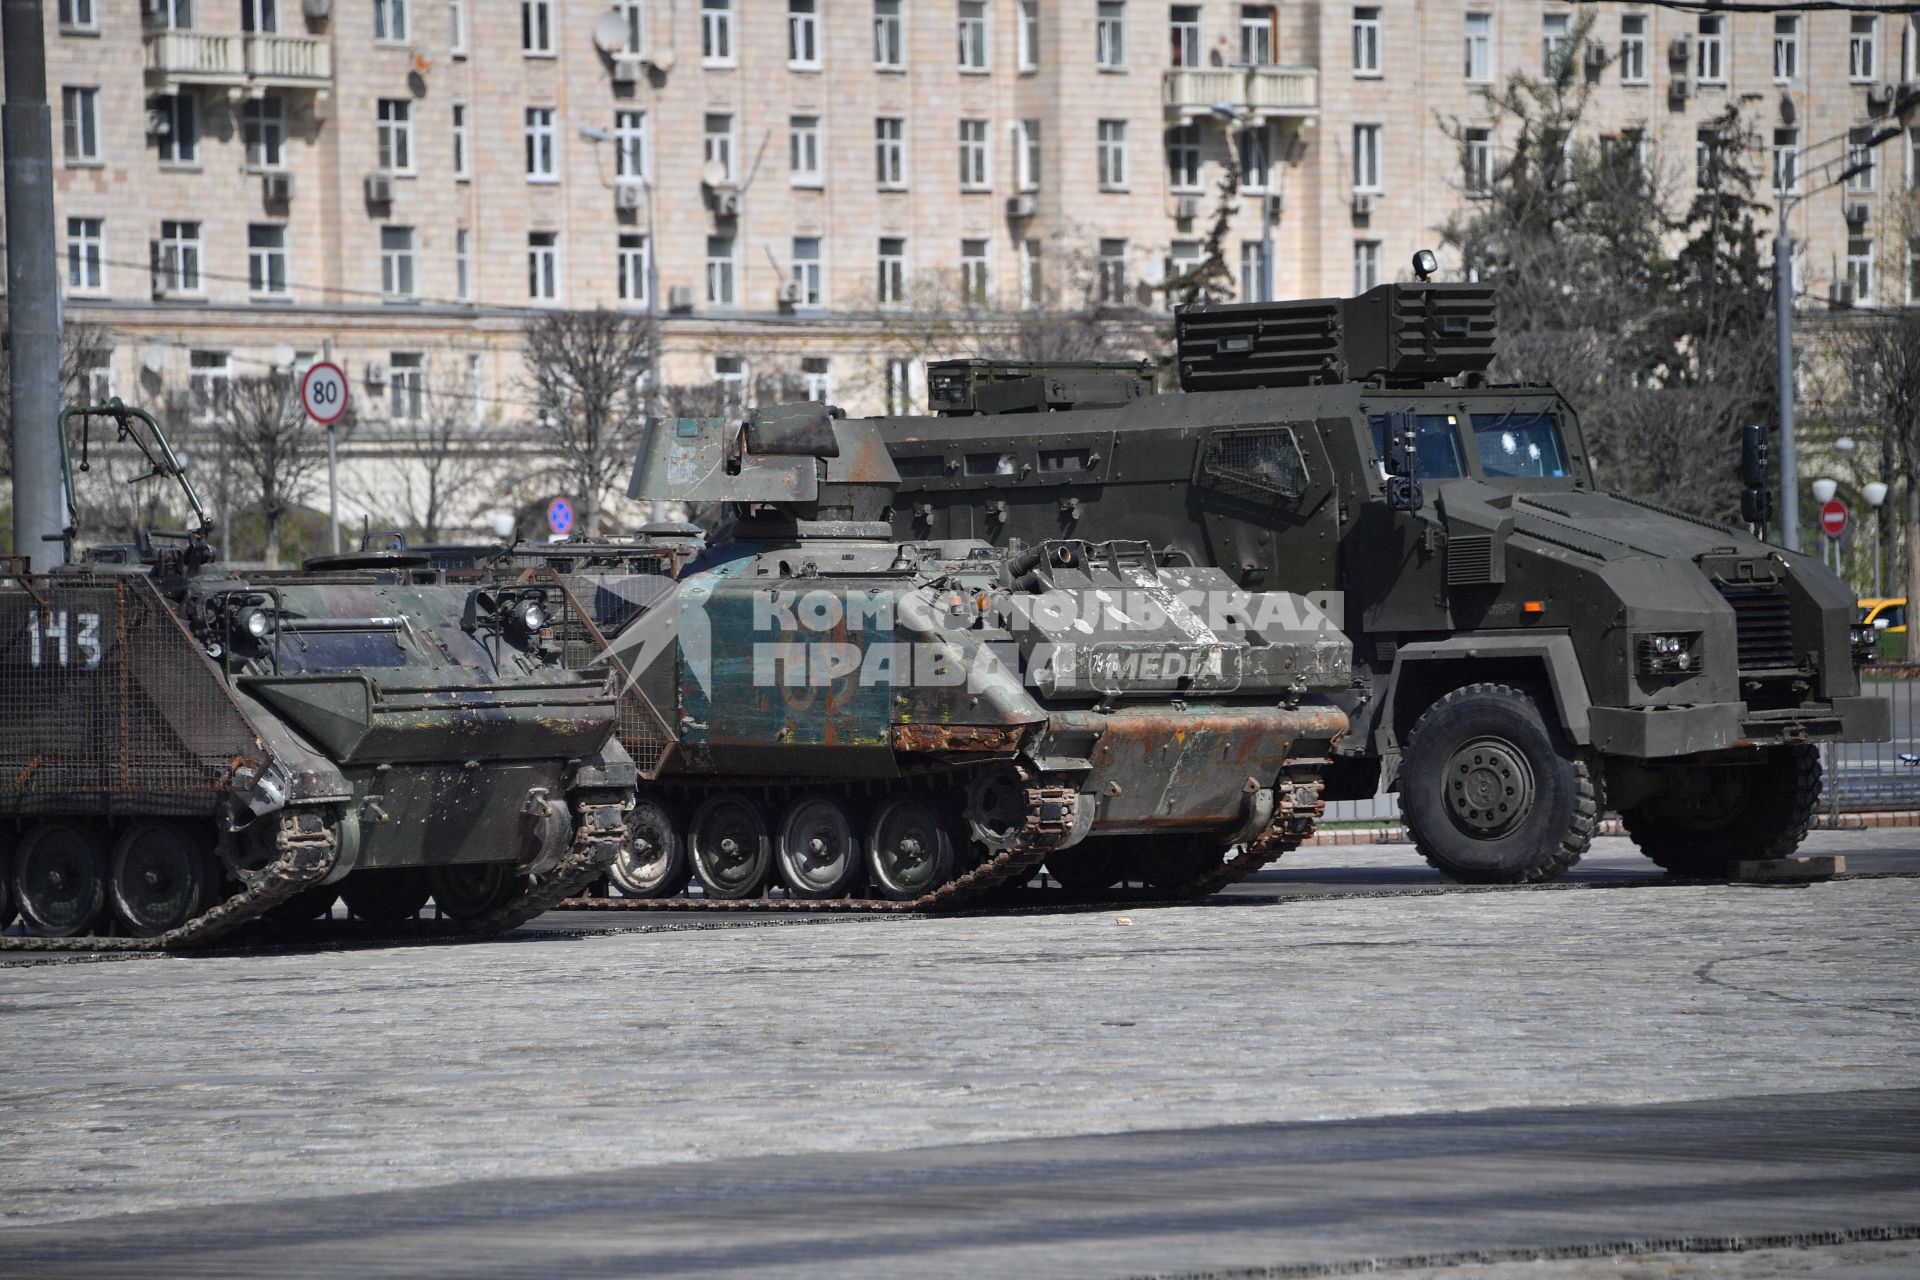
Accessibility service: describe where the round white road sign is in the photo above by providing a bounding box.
[301,361,349,425]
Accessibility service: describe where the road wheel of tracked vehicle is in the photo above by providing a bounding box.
[1044,838,1136,891]
[866,795,956,901]
[1620,745,1821,876]
[14,821,108,937]
[108,821,221,937]
[608,799,691,899]
[776,794,865,899]
[430,863,528,921]
[1400,683,1597,885]
[688,795,773,899]
[340,868,433,923]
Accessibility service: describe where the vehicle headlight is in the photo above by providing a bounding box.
[1849,624,1878,665]
[1636,633,1700,676]
[236,605,273,639]
[518,600,549,633]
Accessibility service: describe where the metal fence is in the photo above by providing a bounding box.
[1313,673,1919,844]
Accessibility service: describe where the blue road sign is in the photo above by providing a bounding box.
[547,497,573,537]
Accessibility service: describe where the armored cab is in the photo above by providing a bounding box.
[552,404,1351,906]
[874,279,1889,884]
[0,403,631,947]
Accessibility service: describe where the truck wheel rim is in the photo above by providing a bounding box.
[1444,736,1535,837]
[778,797,858,894]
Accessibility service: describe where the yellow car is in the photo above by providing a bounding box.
[1859,597,1906,634]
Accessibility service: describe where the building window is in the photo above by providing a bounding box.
[617,0,645,54]
[1097,238,1127,304]
[1773,15,1800,81]
[1850,14,1877,81]
[1170,4,1200,66]
[1353,239,1381,292]
[885,357,913,414]
[240,96,285,169]
[958,0,989,70]
[706,233,735,305]
[241,0,278,32]
[1464,12,1491,80]
[1240,5,1275,65]
[1017,119,1041,189]
[874,0,904,67]
[1239,240,1268,302]
[1019,237,1042,307]
[189,351,231,417]
[389,353,425,420]
[1847,127,1878,193]
[376,99,412,172]
[705,113,736,183]
[714,356,747,412]
[1773,128,1800,194]
[799,357,833,403]
[450,0,468,55]
[876,117,906,188]
[148,0,188,28]
[1239,121,1272,190]
[78,352,112,406]
[1463,127,1492,194]
[529,231,559,302]
[1695,15,1728,82]
[1542,12,1570,78]
[1352,123,1381,191]
[1846,237,1875,305]
[959,119,991,189]
[960,238,991,304]
[1907,238,1920,306]
[152,93,197,165]
[1096,1,1125,68]
[158,221,202,295]
[521,0,553,53]
[61,87,99,162]
[65,217,105,292]
[1696,128,1721,189]
[380,226,415,298]
[1097,119,1128,189]
[1352,6,1381,75]
[525,107,556,181]
[374,0,409,43]
[792,236,822,305]
[456,227,472,301]
[1166,123,1202,191]
[877,236,907,304]
[618,233,649,304]
[451,103,470,179]
[616,110,649,181]
[789,0,820,67]
[1910,127,1919,192]
[58,0,96,30]
[247,224,287,296]
[1019,0,1040,69]
[1168,239,1201,303]
[789,115,822,185]
[1619,14,1646,83]
[702,0,733,65]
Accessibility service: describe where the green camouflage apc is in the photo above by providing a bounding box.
[0,402,632,949]
[874,280,1890,884]
[540,403,1350,907]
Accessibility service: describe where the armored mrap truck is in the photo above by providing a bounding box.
[0,402,631,947]
[550,404,1350,907]
[876,281,1889,883]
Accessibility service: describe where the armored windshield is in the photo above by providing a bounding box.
[1367,415,1466,479]
[1471,411,1570,479]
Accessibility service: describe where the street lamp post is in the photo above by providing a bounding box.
[1864,480,1890,597]
[1811,476,1839,570]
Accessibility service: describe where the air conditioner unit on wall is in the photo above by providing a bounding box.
[615,182,644,210]
[613,54,646,83]
[1174,195,1202,220]
[777,280,802,306]
[1005,193,1036,218]
[1668,36,1691,65]
[713,190,743,218]
[262,171,293,203]
[1669,77,1691,103]
[1866,82,1895,111]
[364,171,395,203]
[144,108,171,138]
[1584,41,1607,68]
[365,360,389,386]
[1351,192,1375,218]
[668,284,694,311]
[1846,201,1871,225]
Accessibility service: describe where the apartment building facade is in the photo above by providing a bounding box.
[10,0,1920,533]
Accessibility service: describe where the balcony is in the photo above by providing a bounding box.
[145,30,331,91]
[1164,66,1318,122]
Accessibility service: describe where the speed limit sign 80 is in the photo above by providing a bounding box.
[300,361,349,425]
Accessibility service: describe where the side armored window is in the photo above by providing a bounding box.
[1197,426,1310,501]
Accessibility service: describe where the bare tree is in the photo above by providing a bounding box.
[1831,306,1920,658]
[351,377,495,544]
[521,308,653,537]
[2,319,112,483]
[223,373,326,568]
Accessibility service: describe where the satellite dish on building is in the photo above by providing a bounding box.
[701,159,728,188]
[142,344,168,374]
[592,12,628,53]
[411,48,434,74]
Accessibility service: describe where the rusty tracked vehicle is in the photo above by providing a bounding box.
[540,404,1351,909]
[0,402,632,949]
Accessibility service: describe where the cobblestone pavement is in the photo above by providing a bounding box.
[0,835,1915,1274]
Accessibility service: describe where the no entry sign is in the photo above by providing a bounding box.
[547,497,574,537]
[300,361,348,425]
[1820,499,1849,538]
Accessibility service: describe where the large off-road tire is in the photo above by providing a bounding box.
[1400,683,1598,884]
[1620,744,1821,876]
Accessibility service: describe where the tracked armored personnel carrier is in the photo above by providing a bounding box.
[874,279,1889,883]
[0,402,631,948]
[543,404,1350,907]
